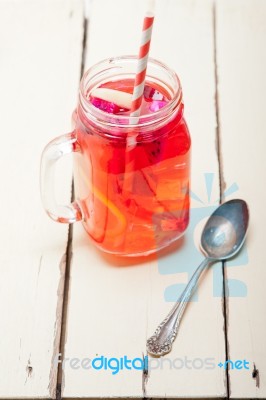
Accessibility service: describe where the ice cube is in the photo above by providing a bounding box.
[144,85,165,102]
[149,100,167,112]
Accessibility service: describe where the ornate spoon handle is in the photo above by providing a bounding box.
[147,258,211,357]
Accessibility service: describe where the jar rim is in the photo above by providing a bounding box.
[79,55,183,129]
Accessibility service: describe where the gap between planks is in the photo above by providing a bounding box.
[213,1,230,399]
[54,15,89,400]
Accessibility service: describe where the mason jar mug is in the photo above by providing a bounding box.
[40,56,191,256]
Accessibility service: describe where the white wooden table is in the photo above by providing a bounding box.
[1,0,265,398]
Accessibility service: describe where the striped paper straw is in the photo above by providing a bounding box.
[123,1,155,194]
[130,9,155,120]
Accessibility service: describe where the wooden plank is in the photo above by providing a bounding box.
[216,0,266,397]
[63,0,226,398]
[145,0,225,396]
[0,1,83,398]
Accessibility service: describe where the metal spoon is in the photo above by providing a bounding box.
[147,199,249,357]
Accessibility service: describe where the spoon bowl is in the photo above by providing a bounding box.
[201,199,249,260]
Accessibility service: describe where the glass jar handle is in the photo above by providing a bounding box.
[40,132,82,223]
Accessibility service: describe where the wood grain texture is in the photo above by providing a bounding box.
[216,0,266,397]
[0,0,83,397]
[63,0,226,397]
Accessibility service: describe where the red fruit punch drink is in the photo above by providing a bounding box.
[73,56,191,256]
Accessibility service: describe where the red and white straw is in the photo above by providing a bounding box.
[122,1,155,193]
[130,8,155,119]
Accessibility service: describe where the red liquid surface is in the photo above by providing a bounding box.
[74,79,191,256]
